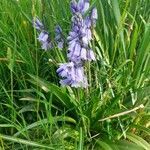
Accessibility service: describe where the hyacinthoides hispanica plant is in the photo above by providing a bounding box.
[0,0,149,149]
[31,0,149,148]
[32,0,98,143]
[57,1,97,88]
[33,0,97,88]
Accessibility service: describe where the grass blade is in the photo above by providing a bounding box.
[0,134,54,149]
[127,133,150,150]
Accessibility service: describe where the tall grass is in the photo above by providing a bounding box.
[0,0,150,149]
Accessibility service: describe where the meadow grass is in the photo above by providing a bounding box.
[0,0,150,149]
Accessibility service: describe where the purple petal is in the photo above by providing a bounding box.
[57,41,64,49]
[73,43,81,57]
[87,50,96,61]
[33,18,44,30]
[38,31,49,42]
[91,8,98,20]
[80,48,87,60]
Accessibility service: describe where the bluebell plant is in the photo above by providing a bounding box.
[33,18,52,50]
[33,18,64,50]
[57,0,97,88]
[33,0,97,88]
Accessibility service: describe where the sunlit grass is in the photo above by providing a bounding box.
[0,0,149,149]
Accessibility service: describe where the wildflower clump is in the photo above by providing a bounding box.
[32,0,97,88]
[57,0,97,88]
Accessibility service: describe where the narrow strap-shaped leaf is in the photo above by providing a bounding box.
[0,134,54,149]
[127,133,150,150]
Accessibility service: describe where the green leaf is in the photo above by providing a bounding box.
[96,140,113,150]
[115,140,144,150]
[0,134,54,149]
[78,127,84,150]
[28,74,78,109]
[0,124,15,128]
[111,0,121,25]
[7,47,14,71]
[14,117,76,137]
[127,133,150,150]
[133,24,150,87]
[128,23,139,59]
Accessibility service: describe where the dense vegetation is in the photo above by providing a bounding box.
[0,0,150,149]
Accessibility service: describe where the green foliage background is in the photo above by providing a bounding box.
[0,0,150,149]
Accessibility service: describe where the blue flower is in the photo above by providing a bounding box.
[33,18,53,50]
[71,0,90,14]
[57,62,88,88]
[37,31,52,50]
[67,1,97,63]
[57,0,98,88]
[91,8,98,26]
[38,31,49,43]
[32,18,44,31]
